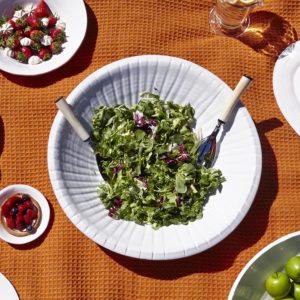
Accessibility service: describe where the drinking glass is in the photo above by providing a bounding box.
[209,0,264,37]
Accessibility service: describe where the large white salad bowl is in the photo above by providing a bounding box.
[48,55,262,260]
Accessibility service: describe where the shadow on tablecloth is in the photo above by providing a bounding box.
[102,118,283,280]
[238,11,298,58]
[1,2,98,88]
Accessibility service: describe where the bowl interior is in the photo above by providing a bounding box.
[230,233,300,300]
[0,0,87,75]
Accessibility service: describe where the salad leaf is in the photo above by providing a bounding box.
[91,93,225,229]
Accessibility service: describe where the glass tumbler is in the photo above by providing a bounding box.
[209,0,264,37]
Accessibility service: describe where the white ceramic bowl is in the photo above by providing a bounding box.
[48,55,262,260]
[0,184,50,244]
[0,0,87,76]
[273,41,300,136]
[228,231,300,300]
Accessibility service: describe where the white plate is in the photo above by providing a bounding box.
[273,41,300,135]
[0,0,87,76]
[0,185,50,244]
[228,231,300,300]
[0,273,19,300]
[48,55,262,260]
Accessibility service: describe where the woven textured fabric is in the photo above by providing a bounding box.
[0,0,300,299]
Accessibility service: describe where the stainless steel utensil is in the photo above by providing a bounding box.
[55,97,105,177]
[197,75,253,167]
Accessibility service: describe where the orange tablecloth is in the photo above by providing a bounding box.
[1,0,300,299]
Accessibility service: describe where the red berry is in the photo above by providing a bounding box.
[6,216,15,229]
[15,29,23,37]
[26,16,41,28]
[16,46,32,62]
[34,0,50,18]
[1,202,11,218]
[24,208,37,224]
[30,30,44,42]
[7,19,16,29]
[23,213,33,225]
[24,200,32,208]
[16,52,27,63]
[18,204,27,213]
[2,33,9,41]
[50,28,65,42]
[48,16,57,27]
[38,48,52,60]
[15,17,27,30]
[21,46,32,58]
[31,209,38,219]
[30,41,42,52]
[48,27,55,36]
[23,26,32,37]
[6,195,21,208]
[50,41,62,54]
[26,209,33,216]
[15,213,25,231]
[6,36,20,49]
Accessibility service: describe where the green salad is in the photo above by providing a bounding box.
[91,92,225,229]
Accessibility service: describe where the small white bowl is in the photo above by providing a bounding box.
[0,0,87,76]
[228,231,300,300]
[0,184,50,244]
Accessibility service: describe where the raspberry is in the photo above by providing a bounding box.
[6,216,15,229]
[1,202,11,218]
[24,201,33,209]
[23,212,33,225]
[24,208,38,224]
[30,209,38,219]
[18,204,27,213]
[7,195,21,208]
[15,213,25,231]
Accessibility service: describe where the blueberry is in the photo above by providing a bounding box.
[21,194,30,201]
[26,225,33,232]
[11,207,18,215]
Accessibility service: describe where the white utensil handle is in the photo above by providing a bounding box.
[219,75,253,123]
[55,97,90,141]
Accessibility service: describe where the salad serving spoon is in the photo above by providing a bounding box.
[197,75,253,167]
[55,97,106,178]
